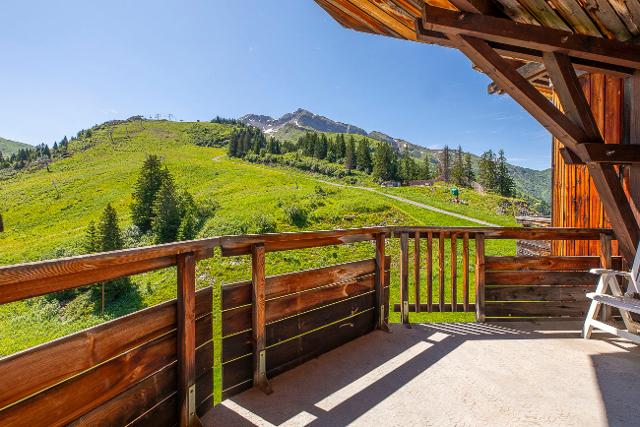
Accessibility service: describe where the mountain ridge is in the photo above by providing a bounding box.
[0,137,31,157]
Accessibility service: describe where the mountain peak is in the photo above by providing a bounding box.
[238,108,368,136]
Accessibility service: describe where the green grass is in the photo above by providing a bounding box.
[0,120,517,402]
[0,136,31,157]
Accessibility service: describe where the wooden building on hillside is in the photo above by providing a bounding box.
[315,0,640,262]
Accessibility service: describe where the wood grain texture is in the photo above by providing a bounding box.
[475,234,486,321]
[484,301,589,317]
[462,233,470,311]
[485,255,622,271]
[400,232,409,323]
[485,271,597,286]
[451,234,457,311]
[439,233,445,311]
[375,232,387,328]
[426,231,434,312]
[176,253,197,427]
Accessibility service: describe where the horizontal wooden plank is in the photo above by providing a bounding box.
[222,291,378,363]
[0,287,212,411]
[220,227,390,256]
[485,271,597,286]
[0,333,178,426]
[266,275,375,323]
[485,256,622,271]
[485,285,592,301]
[484,301,588,317]
[222,257,388,310]
[128,394,177,427]
[392,303,476,312]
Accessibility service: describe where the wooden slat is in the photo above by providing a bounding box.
[438,233,445,311]
[485,285,593,301]
[463,232,470,312]
[0,287,212,411]
[393,303,475,312]
[484,255,622,271]
[221,258,381,310]
[517,0,572,30]
[265,272,376,324]
[475,234,486,321]
[426,231,434,312]
[220,227,390,256]
[484,301,588,317]
[451,233,457,312]
[395,226,611,240]
[583,0,633,40]
[547,0,602,37]
[176,253,197,427]
[485,271,597,286]
[414,233,421,312]
[400,232,409,324]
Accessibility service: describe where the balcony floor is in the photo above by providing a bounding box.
[203,321,640,427]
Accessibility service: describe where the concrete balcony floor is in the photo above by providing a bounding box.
[204,321,640,427]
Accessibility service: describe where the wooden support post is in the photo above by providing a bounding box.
[251,243,272,394]
[426,231,433,313]
[451,233,457,312]
[414,233,421,313]
[629,71,640,222]
[438,233,445,312]
[475,234,486,322]
[177,252,198,427]
[463,232,470,312]
[400,232,410,326]
[375,232,389,332]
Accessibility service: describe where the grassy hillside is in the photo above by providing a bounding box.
[0,136,30,157]
[0,120,517,368]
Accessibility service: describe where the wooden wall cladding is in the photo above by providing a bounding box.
[483,256,621,320]
[0,287,213,427]
[221,257,390,399]
[551,73,625,257]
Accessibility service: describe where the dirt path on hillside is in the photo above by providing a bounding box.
[319,180,499,227]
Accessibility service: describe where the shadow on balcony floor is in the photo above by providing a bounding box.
[203,321,640,427]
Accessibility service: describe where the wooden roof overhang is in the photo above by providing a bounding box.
[315,0,640,261]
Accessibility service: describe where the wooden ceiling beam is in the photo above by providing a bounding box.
[447,0,505,16]
[421,5,640,71]
[543,52,603,142]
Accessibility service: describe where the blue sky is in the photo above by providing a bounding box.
[0,1,551,169]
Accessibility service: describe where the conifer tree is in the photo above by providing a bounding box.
[84,221,99,253]
[422,154,433,180]
[151,177,181,243]
[372,143,398,182]
[98,204,123,251]
[398,146,417,183]
[439,145,451,182]
[451,146,466,186]
[356,138,372,173]
[464,153,474,185]
[496,149,516,197]
[131,155,169,233]
[344,136,356,171]
[478,150,497,190]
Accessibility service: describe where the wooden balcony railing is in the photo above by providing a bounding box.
[0,225,617,426]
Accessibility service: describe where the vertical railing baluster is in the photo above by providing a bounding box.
[375,232,389,331]
[451,233,457,312]
[177,252,197,427]
[426,231,433,313]
[414,232,421,313]
[251,243,272,394]
[400,232,410,325]
[475,234,486,322]
[463,232,470,312]
[438,233,445,312]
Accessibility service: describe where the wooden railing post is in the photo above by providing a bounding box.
[414,232,421,313]
[451,233,458,312]
[599,233,613,321]
[475,234,486,322]
[375,232,390,332]
[177,252,197,427]
[400,232,410,325]
[251,243,272,394]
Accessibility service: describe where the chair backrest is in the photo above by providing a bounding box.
[630,241,640,293]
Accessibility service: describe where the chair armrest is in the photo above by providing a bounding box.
[589,268,633,277]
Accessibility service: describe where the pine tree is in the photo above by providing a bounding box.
[464,153,474,185]
[344,136,356,171]
[84,221,99,253]
[398,146,416,184]
[439,145,451,182]
[372,143,398,182]
[356,138,372,173]
[451,146,466,187]
[98,204,123,251]
[478,150,497,191]
[151,177,181,243]
[496,149,515,197]
[422,154,433,180]
[228,134,238,157]
[131,155,169,233]
[177,190,199,241]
